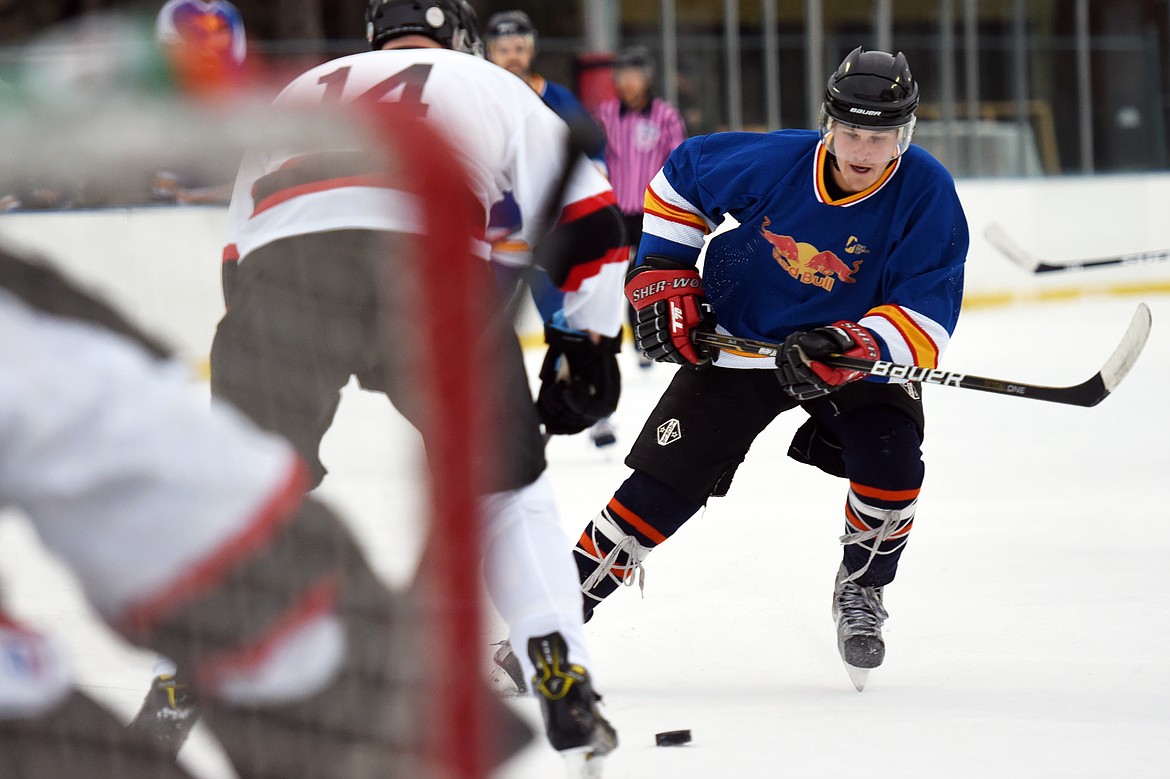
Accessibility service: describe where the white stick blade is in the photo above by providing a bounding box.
[1101,303,1153,392]
[984,223,1039,272]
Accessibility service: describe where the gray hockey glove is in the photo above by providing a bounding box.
[776,320,879,401]
[536,324,621,435]
[624,255,717,365]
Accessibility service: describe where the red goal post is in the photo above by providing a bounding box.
[372,104,498,779]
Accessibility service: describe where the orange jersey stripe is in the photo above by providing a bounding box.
[643,187,710,233]
[814,143,901,206]
[866,304,940,368]
[850,481,921,503]
[606,498,667,545]
[491,239,531,253]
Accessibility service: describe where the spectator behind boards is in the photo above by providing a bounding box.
[593,46,687,365]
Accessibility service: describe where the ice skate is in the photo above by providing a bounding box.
[127,673,200,757]
[588,418,617,448]
[832,566,888,692]
[488,640,528,696]
[528,632,617,777]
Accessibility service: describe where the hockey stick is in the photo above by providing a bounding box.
[496,117,604,326]
[692,302,1151,407]
[526,118,607,285]
[985,223,1170,274]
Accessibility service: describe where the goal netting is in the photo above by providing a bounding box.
[0,15,520,779]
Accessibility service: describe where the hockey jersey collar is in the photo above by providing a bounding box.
[813,140,901,207]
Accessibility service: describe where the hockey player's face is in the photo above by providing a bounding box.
[487,36,534,77]
[829,124,900,192]
[614,68,652,107]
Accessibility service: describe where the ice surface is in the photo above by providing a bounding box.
[0,294,1166,778]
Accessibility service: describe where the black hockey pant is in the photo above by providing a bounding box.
[574,365,925,617]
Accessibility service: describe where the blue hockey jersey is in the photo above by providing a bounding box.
[639,129,968,370]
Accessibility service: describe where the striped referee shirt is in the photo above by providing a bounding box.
[595,97,687,216]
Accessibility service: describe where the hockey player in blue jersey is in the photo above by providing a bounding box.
[571,47,969,691]
[483,10,606,170]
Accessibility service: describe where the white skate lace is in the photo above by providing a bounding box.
[838,505,912,584]
[835,582,888,637]
[580,515,648,595]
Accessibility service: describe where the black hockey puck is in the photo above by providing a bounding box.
[655,729,692,746]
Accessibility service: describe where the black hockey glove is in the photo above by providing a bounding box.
[536,324,622,435]
[624,255,717,365]
[775,320,880,401]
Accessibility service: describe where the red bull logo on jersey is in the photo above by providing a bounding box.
[760,216,863,292]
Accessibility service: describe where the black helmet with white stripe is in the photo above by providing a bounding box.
[366,0,483,56]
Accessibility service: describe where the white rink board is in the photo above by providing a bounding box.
[1,170,1169,359]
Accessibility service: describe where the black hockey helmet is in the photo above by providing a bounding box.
[820,46,918,159]
[823,46,918,128]
[484,10,536,41]
[366,0,483,56]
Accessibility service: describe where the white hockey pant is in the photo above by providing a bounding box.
[481,473,592,688]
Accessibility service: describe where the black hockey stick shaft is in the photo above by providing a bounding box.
[496,118,599,326]
[984,223,1170,274]
[528,118,605,280]
[1031,250,1170,274]
[692,302,1151,408]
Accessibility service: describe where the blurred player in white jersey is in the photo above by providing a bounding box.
[201,1,627,773]
[0,248,533,778]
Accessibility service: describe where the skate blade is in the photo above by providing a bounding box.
[559,746,606,779]
[487,662,527,698]
[844,663,870,692]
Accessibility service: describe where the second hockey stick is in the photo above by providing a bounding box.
[692,302,1151,408]
[985,223,1170,274]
